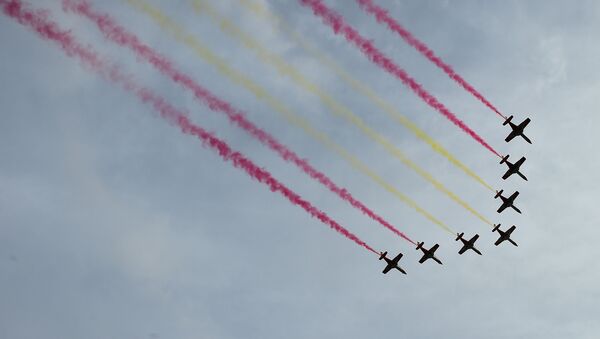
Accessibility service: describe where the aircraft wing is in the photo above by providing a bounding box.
[458,244,469,255]
[472,234,480,242]
[505,129,519,142]
[497,202,509,213]
[514,157,526,168]
[519,118,531,129]
[392,253,403,263]
[382,264,393,274]
[418,255,428,264]
[430,244,439,252]
[509,191,520,201]
[507,225,516,235]
[502,169,512,180]
[494,237,504,246]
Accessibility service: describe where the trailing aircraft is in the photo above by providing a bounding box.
[416,242,443,265]
[495,189,522,214]
[492,224,518,247]
[379,251,407,275]
[455,232,482,255]
[500,155,528,181]
[503,115,532,144]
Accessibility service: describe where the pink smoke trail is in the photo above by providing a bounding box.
[300,0,502,158]
[356,0,506,119]
[1,0,379,255]
[61,0,416,245]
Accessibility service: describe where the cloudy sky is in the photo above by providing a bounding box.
[1,0,599,338]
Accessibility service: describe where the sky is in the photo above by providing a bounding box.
[1,0,599,338]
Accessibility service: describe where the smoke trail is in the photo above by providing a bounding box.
[127,0,456,235]
[61,1,415,246]
[300,0,502,158]
[1,0,378,255]
[193,0,493,227]
[356,0,505,119]
[238,0,494,192]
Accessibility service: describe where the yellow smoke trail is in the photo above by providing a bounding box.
[193,0,494,227]
[126,0,455,234]
[238,0,493,193]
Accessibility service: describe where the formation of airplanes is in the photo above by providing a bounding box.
[379,115,530,275]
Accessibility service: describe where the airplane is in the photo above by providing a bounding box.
[455,232,482,255]
[495,189,522,214]
[492,224,518,247]
[416,242,443,265]
[503,115,532,144]
[379,251,407,275]
[500,155,528,181]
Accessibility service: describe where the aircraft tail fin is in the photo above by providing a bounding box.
[492,224,501,232]
[455,232,464,241]
[503,115,513,126]
[416,242,423,250]
[494,190,503,199]
[500,155,509,164]
[379,251,387,260]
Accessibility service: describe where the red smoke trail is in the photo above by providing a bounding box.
[1,0,379,255]
[300,0,502,158]
[61,0,416,245]
[356,0,506,119]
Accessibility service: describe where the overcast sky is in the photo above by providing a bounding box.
[1,0,599,338]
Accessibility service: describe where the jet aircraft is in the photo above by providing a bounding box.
[495,189,522,214]
[455,233,482,255]
[500,155,528,181]
[503,115,532,144]
[492,224,518,247]
[416,242,443,265]
[379,251,407,275]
